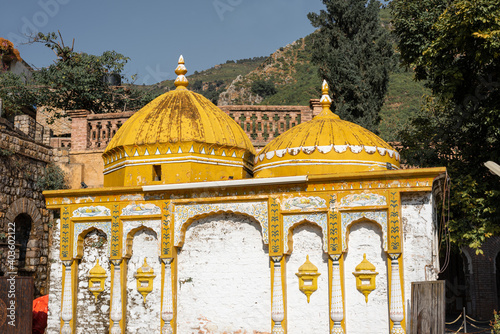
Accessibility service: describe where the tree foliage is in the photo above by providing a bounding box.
[391,0,500,250]
[0,32,159,120]
[251,79,277,99]
[307,0,394,133]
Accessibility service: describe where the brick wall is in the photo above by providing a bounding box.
[55,100,322,152]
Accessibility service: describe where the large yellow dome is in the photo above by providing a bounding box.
[103,56,256,187]
[254,81,400,178]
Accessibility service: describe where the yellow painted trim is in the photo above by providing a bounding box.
[60,206,71,260]
[338,205,387,212]
[388,191,402,253]
[269,197,282,256]
[281,208,328,215]
[120,214,162,220]
[161,201,173,258]
[71,216,112,222]
[307,167,446,182]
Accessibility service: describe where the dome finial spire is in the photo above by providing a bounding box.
[318,80,339,119]
[174,55,189,90]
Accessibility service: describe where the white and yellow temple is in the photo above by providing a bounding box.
[44,56,446,334]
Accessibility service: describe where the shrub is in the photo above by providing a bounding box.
[37,163,68,191]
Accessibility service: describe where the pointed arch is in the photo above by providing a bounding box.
[73,222,111,258]
[283,213,328,253]
[124,225,158,259]
[174,201,268,247]
[341,211,388,252]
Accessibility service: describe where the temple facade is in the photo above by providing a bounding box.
[43,57,446,334]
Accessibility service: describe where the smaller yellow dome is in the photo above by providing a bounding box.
[297,255,319,274]
[254,80,400,178]
[89,259,106,276]
[355,254,376,272]
[137,258,154,274]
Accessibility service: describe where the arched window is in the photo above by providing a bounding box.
[14,213,32,269]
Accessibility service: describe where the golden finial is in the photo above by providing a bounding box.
[318,79,339,118]
[174,55,189,89]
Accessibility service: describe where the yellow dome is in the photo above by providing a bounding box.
[254,81,400,178]
[103,56,256,187]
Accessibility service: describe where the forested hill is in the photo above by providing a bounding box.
[138,8,427,141]
[148,56,267,104]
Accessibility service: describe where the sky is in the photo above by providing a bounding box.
[1,0,326,85]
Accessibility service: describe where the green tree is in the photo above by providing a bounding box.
[0,32,159,120]
[391,0,500,250]
[307,0,394,133]
[251,79,277,99]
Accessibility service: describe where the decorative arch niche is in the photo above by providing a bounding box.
[283,213,328,254]
[174,201,269,247]
[341,211,388,252]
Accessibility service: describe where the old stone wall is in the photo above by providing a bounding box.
[126,228,161,333]
[177,213,271,333]
[286,223,329,334]
[0,118,52,296]
[344,221,389,334]
[76,230,111,334]
[401,192,438,325]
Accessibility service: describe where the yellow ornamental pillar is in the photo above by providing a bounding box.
[389,254,405,334]
[330,254,344,334]
[271,256,285,334]
[161,258,174,334]
[61,260,74,334]
[110,259,123,334]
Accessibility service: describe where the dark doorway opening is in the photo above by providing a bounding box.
[14,213,32,270]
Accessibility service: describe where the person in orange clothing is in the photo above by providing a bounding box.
[32,295,48,334]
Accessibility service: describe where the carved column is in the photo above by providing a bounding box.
[271,256,285,334]
[389,254,405,334]
[162,258,174,334]
[110,259,123,334]
[330,255,344,334]
[61,260,73,334]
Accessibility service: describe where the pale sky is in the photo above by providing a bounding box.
[1,0,326,84]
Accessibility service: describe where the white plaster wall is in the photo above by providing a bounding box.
[286,223,329,334]
[344,221,389,334]
[46,219,62,333]
[177,213,271,334]
[401,192,435,326]
[76,230,111,333]
[126,229,161,333]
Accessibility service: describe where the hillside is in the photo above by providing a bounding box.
[147,57,266,104]
[216,8,428,141]
[218,34,320,106]
[135,8,427,142]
